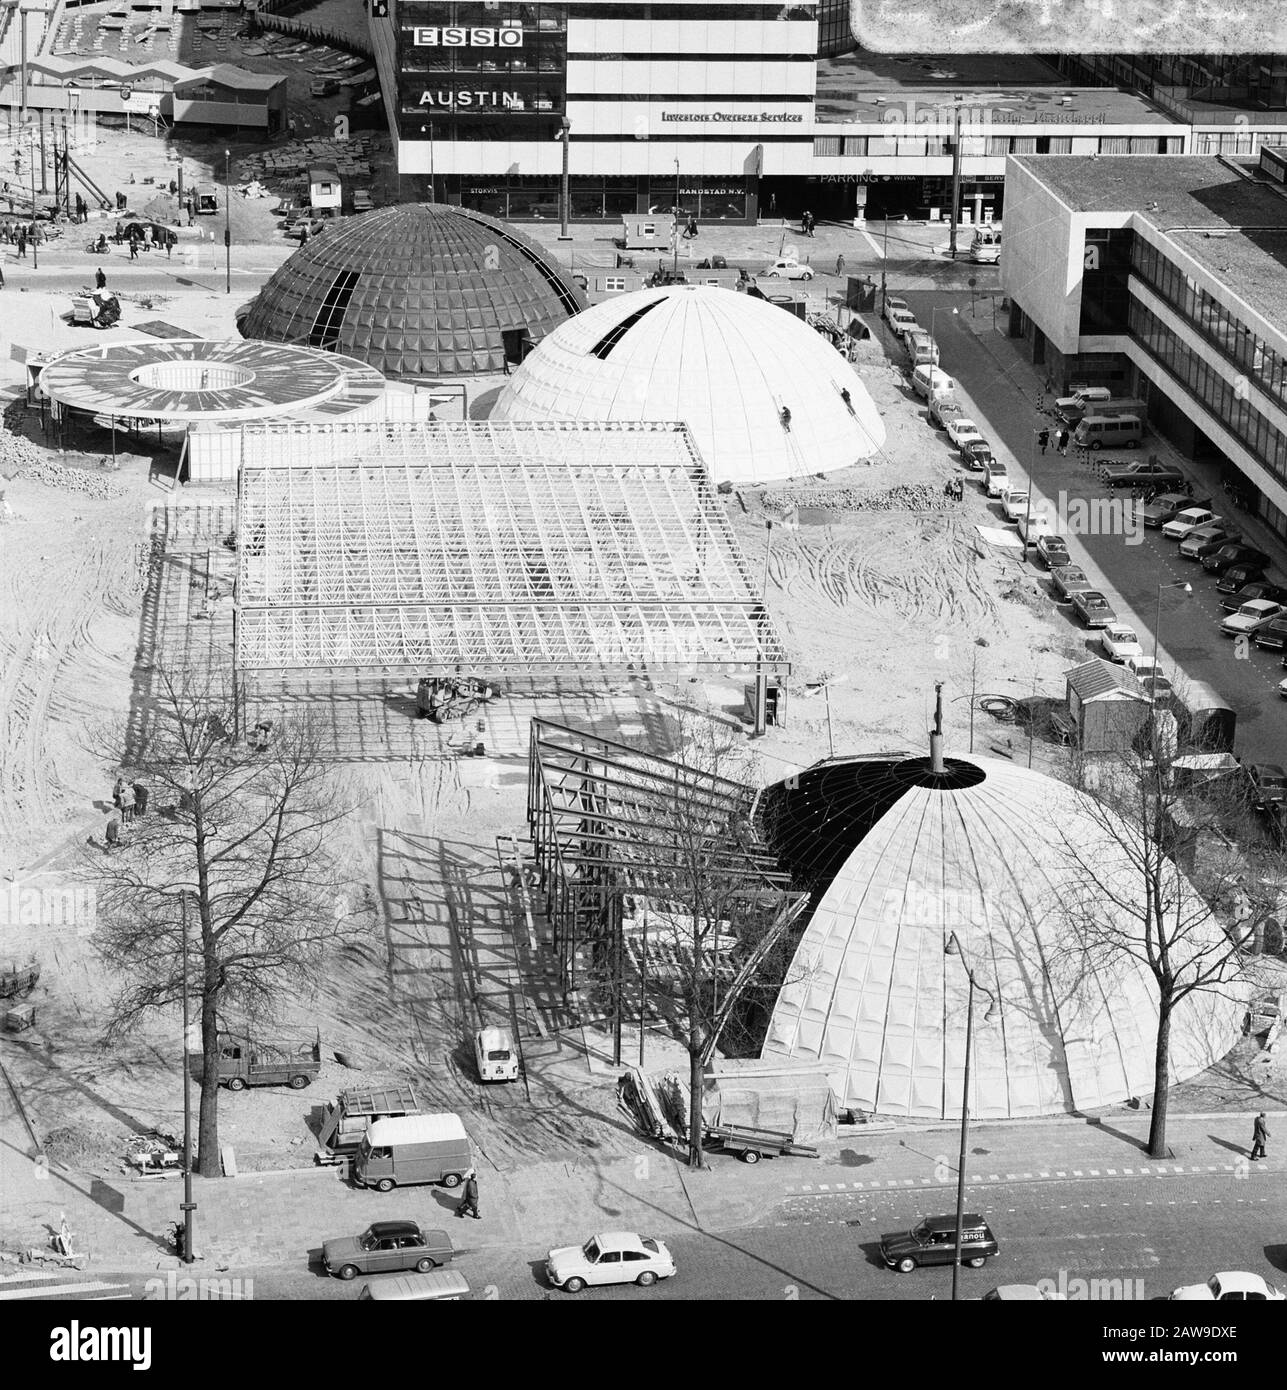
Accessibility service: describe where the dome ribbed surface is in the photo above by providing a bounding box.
[491,285,886,485]
[240,204,588,378]
[760,755,1245,1119]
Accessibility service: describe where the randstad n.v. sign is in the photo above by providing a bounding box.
[412,26,523,46]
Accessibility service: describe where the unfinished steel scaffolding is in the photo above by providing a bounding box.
[234,421,789,709]
[527,718,808,1061]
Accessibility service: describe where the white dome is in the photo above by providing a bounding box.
[761,755,1245,1119]
[491,285,886,486]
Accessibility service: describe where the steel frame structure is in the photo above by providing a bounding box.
[527,718,801,997]
[234,420,789,683]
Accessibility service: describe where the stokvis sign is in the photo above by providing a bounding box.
[412,26,523,46]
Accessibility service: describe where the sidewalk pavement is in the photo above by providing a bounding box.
[3,1102,1280,1275]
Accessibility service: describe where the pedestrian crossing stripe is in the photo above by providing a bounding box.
[0,1281,131,1301]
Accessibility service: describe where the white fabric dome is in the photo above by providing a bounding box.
[762,755,1245,1119]
[491,285,886,486]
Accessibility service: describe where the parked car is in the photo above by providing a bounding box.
[1102,459,1187,490]
[1220,599,1285,638]
[1169,1272,1284,1302]
[1071,589,1117,627]
[1137,492,1192,528]
[929,395,963,429]
[1254,616,1287,650]
[1162,507,1218,540]
[1203,543,1271,575]
[961,440,994,471]
[1216,565,1272,597]
[322,1222,454,1281]
[1017,512,1055,546]
[1100,623,1144,663]
[880,1214,999,1273]
[1000,488,1030,522]
[912,365,955,399]
[887,306,919,337]
[763,258,813,280]
[1246,763,1287,809]
[310,77,341,97]
[1219,580,1287,611]
[883,295,912,324]
[546,1232,677,1292]
[904,328,940,365]
[1178,522,1238,560]
[1127,655,1173,702]
[1034,534,1072,569]
[1051,564,1092,600]
[983,460,1010,497]
[944,417,984,452]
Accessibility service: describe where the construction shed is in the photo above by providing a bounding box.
[1064,659,1151,753]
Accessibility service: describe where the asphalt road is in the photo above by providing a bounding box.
[909,291,1287,768]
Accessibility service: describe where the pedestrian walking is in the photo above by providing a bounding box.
[455,1171,480,1219]
[132,780,149,817]
[1057,427,1070,455]
[120,783,136,825]
[768,192,777,216]
[16,231,26,259]
[835,253,845,277]
[128,237,138,260]
[1037,427,1050,455]
[94,266,106,290]
[112,774,126,810]
[1250,1111,1269,1161]
[165,231,173,259]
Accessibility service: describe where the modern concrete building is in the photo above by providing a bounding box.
[1002,149,1287,543]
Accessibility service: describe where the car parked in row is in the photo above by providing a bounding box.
[880,1214,999,1273]
[944,416,984,453]
[1163,507,1219,540]
[1215,562,1271,595]
[1034,534,1072,569]
[1137,492,1192,528]
[1179,522,1239,560]
[1000,488,1029,523]
[1219,580,1287,612]
[983,460,1010,497]
[883,295,913,324]
[929,395,963,429]
[1102,459,1187,490]
[1051,564,1092,601]
[961,440,994,470]
[913,365,955,399]
[1100,623,1144,663]
[1220,599,1286,638]
[1254,616,1287,651]
[1127,655,1174,703]
[1071,589,1117,627]
[1203,543,1271,575]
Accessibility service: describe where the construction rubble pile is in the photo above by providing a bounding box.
[761,482,961,514]
[0,411,47,477]
[7,453,122,500]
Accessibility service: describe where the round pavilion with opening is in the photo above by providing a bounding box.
[239,203,588,378]
[491,284,886,486]
[755,746,1246,1119]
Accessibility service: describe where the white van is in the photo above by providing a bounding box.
[359,1270,471,1301]
[353,1113,473,1191]
[1072,414,1144,451]
[904,329,940,367]
[912,365,956,399]
[475,1027,519,1083]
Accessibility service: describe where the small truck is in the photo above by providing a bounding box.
[316,1085,421,1164]
[217,1030,322,1091]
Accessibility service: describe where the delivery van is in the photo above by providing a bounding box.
[475,1027,519,1083]
[354,1113,473,1192]
[359,1270,471,1301]
[1072,414,1144,451]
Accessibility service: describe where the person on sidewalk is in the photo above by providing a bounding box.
[835,253,845,277]
[1250,1111,1269,1160]
[455,1171,480,1219]
[16,231,26,260]
[95,267,106,291]
[1037,427,1050,455]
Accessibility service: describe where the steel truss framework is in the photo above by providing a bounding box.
[234,420,789,680]
[527,718,804,995]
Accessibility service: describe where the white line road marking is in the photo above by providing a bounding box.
[0,1282,131,1301]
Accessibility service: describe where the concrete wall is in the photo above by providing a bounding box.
[1000,158,1086,355]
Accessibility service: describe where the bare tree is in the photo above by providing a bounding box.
[1056,724,1273,1158]
[87,670,363,1177]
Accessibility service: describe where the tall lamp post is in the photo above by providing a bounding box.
[944,929,997,1303]
[557,117,572,241]
[223,148,231,295]
[1152,580,1192,699]
[948,93,965,261]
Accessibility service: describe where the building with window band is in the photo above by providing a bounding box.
[1001,150,1287,543]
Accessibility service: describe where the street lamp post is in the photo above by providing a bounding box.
[948,94,965,261]
[1152,580,1192,700]
[557,117,572,241]
[223,148,231,295]
[944,930,997,1303]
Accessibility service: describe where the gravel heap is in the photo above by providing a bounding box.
[41,1122,133,1174]
[10,456,123,500]
[0,407,47,478]
[761,482,960,514]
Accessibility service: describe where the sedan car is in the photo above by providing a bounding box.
[1255,616,1287,650]
[763,258,813,280]
[1219,580,1287,611]
[1169,1271,1284,1302]
[322,1222,453,1281]
[1100,622,1143,663]
[1216,565,1273,598]
[1000,488,1030,522]
[944,417,984,452]
[1179,523,1239,560]
[887,307,919,337]
[883,295,913,324]
[1070,589,1117,627]
[983,461,1010,497]
[880,1214,999,1273]
[1203,543,1272,575]
[1127,655,1173,702]
[1162,506,1218,540]
[1137,491,1192,528]
[1051,564,1092,601]
[546,1232,676,1293]
[961,440,994,471]
[1102,459,1187,490]
[929,396,963,429]
[1220,598,1285,637]
[1034,534,1072,569]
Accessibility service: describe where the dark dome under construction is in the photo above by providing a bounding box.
[239,204,588,378]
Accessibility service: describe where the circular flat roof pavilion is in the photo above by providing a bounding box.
[39,339,386,423]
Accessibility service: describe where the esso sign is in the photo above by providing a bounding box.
[412,25,522,47]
